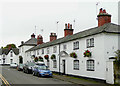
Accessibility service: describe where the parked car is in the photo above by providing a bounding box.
[23,62,36,74]
[17,64,24,71]
[32,62,46,71]
[10,63,18,68]
[32,65,52,77]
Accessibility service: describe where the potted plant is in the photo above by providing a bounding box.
[84,50,92,57]
[44,55,49,60]
[38,56,43,62]
[51,54,56,60]
[70,52,77,58]
[34,57,38,62]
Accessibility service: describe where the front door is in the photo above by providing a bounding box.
[62,60,66,74]
[106,61,114,84]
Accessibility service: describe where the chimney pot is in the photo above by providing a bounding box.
[50,33,57,41]
[37,35,43,45]
[97,8,111,27]
[31,33,35,38]
[64,23,74,37]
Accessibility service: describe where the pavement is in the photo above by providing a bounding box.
[53,73,112,86]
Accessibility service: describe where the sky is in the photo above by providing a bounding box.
[0,0,119,48]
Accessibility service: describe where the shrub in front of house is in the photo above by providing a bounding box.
[51,54,56,60]
[84,50,91,57]
[38,56,43,62]
[70,52,77,58]
[44,55,49,60]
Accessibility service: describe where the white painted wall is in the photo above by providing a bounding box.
[25,32,119,84]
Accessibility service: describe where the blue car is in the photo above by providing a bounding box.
[32,65,52,77]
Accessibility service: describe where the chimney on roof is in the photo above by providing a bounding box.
[31,33,35,38]
[64,23,74,37]
[8,45,11,50]
[37,35,43,45]
[50,33,57,41]
[97,8,111,27]
[21,41,24,45]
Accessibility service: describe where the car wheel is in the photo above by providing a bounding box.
[33,72,35,76]
[26,69,29,74]
[37,73,40,77]
[23,69,25,73]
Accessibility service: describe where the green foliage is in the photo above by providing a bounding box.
[4,44,17,49]
[115,50,120,61]
[70,52,77,58]
[84,50,91,57]
[51,54,56,60]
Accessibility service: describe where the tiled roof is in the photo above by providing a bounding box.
[19,37,37,47]
[0,48,19,55]
[26,23,120,52]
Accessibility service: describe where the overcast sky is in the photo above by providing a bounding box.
[0,0,119,48]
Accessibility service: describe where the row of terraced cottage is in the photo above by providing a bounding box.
[1,8,120,84]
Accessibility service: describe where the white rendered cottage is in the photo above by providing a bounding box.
[25,8,120,84]
[18,33,37,64]
[0,48,19,65]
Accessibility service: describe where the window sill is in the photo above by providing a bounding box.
[74,69,79,70]
[87,69,94,71]
[87,46,94,48]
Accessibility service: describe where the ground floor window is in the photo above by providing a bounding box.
[3,58,5,64]
[87,60,95,71]
[73,60,79,70]
[47,60,49,68]
[53,60,57,68]
[10,59,13,64]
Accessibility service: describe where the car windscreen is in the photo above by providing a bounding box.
[28,63,35,66]
[38,66,48,70]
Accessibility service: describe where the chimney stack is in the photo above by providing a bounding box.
[64,23,74,37]
[97,8,111,27]
[31,33,35,38]
[37,35,43,45]
[50,33,57,41]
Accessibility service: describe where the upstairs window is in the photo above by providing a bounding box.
[37,50,39,55]
[63,44,67,50]
[73,41,79,50]
[86,38,94,48]
[47,48,49,54]
[42,49,44,54]
[53,46,57,53]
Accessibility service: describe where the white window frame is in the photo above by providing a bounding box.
[42,49,44,54]
[73,60,79,70]
[53,60,57,68]
[47,48,49,54]
[63,44,67,50]
[37,50,39,55]
[87,38,94,48]
[73,41,79,50]
[53,46,57,53]
[87,60,95,71]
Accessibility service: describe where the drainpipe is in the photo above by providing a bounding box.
[58,43,61,75]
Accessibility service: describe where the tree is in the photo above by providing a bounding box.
[4,44,17,49]
[115,50,120,61]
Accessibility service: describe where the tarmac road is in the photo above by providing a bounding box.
[1,66,76,85]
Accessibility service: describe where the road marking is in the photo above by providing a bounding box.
[0,73,11,86]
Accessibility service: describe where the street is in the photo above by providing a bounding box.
[0,66,76,85]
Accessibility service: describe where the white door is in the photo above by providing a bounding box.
[106,61,114,84]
